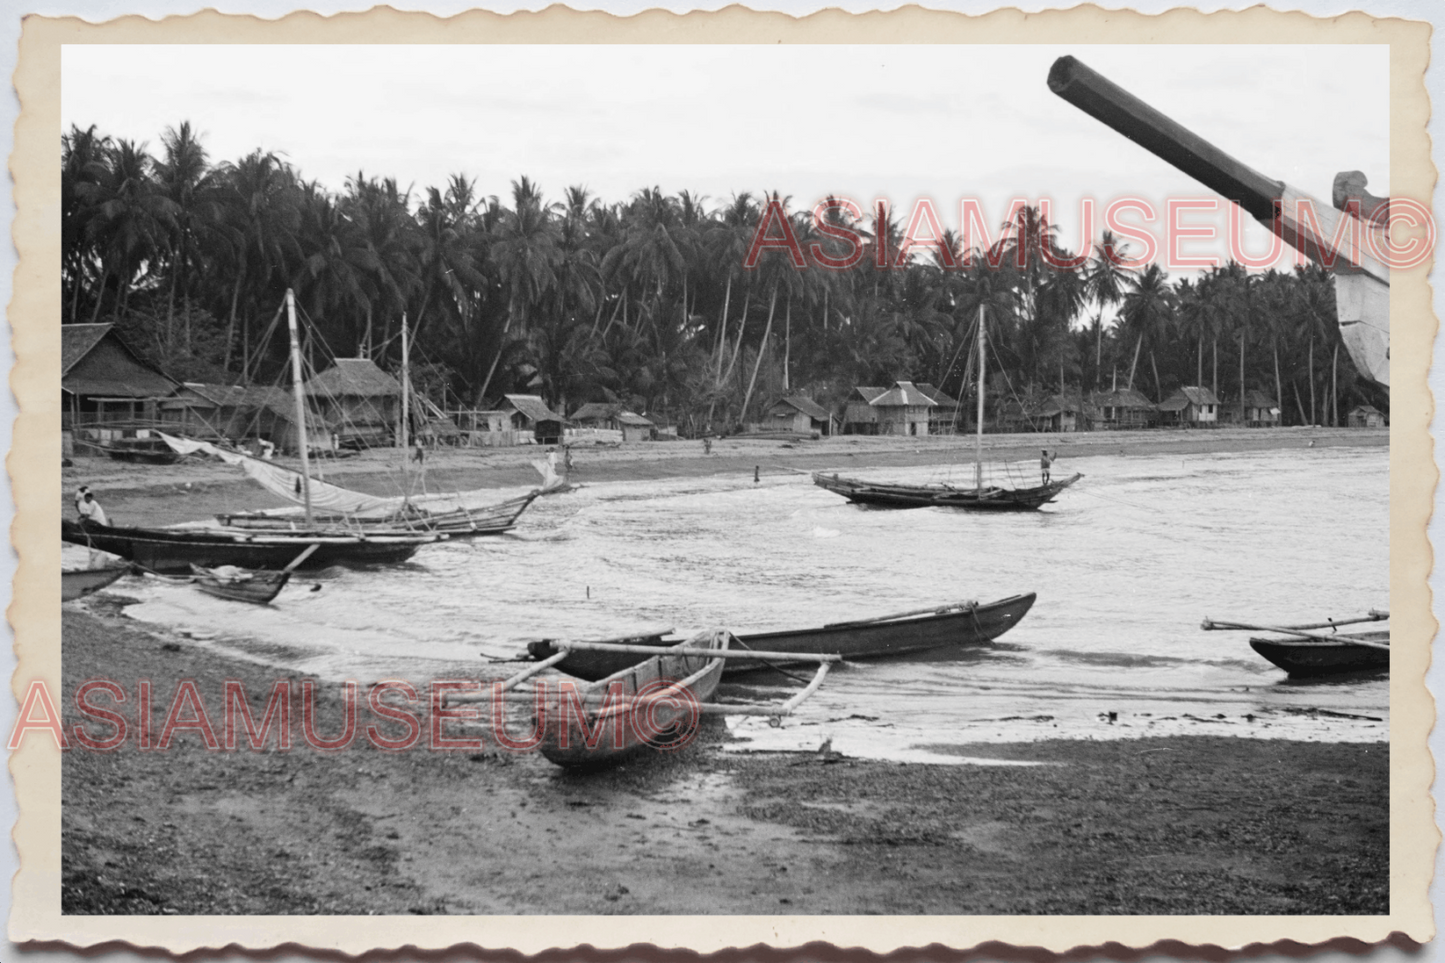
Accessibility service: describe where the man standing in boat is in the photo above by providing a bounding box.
[1040,449,1057,485]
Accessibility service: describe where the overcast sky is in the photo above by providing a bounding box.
[62,43,1388,271]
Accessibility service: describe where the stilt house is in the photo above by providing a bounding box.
[305,358,402,448]
[842,382,936,436]
[1089,388,1157,429]
[501,394,567,444]
[62,323,178,429]
[1348,404,1386,428]
[570,402,654,442]
[1157,386,1220,427]
[762,396,835,436]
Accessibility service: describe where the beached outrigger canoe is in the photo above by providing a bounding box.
[1202,612,1389,677]
[525,593,1037,680]
[450,630,837,768]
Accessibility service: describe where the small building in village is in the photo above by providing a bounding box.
[916,384,961,434]
[501,394,567,444]
[570,402,655,442]
[1157,386,1221,427]
[449,409,513,446]
[306,358,402,449]
[1222,389,1281,428]
[1348,404,1386,428]
[1033,393,1089,433]
[1090,387,1157,430]
[842,381,936,436]
[62,323,178,429]
[761,395,835,436]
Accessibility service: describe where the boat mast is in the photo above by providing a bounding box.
[399,312,410,451]
[975,304,986,492]
[285,289,314,525]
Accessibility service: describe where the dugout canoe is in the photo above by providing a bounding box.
[1248,630,1390,677]
[536,629,730,768]
[813,472,1081,511]
[526,593,1037,680]
[63,518,437,576]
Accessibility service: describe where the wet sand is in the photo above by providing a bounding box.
[61,603,1388,916]
[60,426,1390,915]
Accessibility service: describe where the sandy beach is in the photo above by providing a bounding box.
[59,427,1390,916]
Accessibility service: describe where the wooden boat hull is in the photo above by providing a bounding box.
[529,594,1036,681]
[214,492,538,538]
[813,472,1080,511]
[62,519,430,575]
[189,565,291,604]
[1249,631,1390,677]
[537,630,728,768]
[61,564,130,601]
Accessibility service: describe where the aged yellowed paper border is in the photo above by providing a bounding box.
[10,4,1436,953]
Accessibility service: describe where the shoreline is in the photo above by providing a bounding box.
[64,425,1386,527]
[61,602,1389,916]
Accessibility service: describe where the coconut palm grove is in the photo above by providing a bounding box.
[61,121,1388,435]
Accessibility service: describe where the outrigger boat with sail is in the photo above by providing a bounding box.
[63,291,442,574]
[159,300,553,538]
[814,306,1081,510]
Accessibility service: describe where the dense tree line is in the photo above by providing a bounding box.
[62,122,1385,433]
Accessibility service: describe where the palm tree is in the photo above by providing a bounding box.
[1117,263,1176,398]
[85,139,175,325]
[61,124,112,324]
[482,177,563,400]
[153,121,224,351]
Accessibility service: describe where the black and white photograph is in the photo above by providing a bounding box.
[6,2,1437,954]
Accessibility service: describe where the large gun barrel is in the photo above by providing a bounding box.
[1047,55,1283,223]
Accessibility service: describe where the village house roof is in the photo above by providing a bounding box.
[503,394,567,424]
[1090,388,1156,409]
[179,383,325,429]
[771,395,833,421]
[1240,389,1279,408]
[571,402,624,422]
[1158,386,1221,412]
[866,381,937,408]
[915,384,959,407]
[1034,393,1087,417]
[1351,404,1384,416]
[617,411,654,427]
[305,358,402,398]
[62,322,177,399]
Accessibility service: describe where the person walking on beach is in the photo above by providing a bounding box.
[1040,449,1057,485]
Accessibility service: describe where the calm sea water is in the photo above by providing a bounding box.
[106,445,1390,761]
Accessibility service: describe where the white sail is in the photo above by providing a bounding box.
[159,433,554,516]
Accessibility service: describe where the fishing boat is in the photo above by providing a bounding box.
[189,565,292,604]
[211,489,540,538]
[1202,612,1389,677]
[454,630,837,769]
[61,291,442,574]
[61,562,130,601]
[537,629,732,768]
[812,473,1079,511]
[187,544,319,604]
[813,306,1080,511]
[525,593,1037,680]
[63,518,435,576]
[73,428,184,465]
[1248,631,1390,677]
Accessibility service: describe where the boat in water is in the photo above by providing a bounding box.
[812,473,1079,511]
[189,564,293,604]
[62,518,436,576]
[813,306,1080,511]
[61,562,131,601]
[526,593,1037,680]
[1248,631,1390,677]
[1202,612,1389,678]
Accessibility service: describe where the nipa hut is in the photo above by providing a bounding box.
[305,358,402,449]
[1348,404,1386,428]
[570,402,655,442]
[62,323,178,429]
[501,394,567,444]
[1090,388,1157,429]
[842,382,936,436]
[761,396,835,436]
[916,384,960,434]
[1157,386,1220,427]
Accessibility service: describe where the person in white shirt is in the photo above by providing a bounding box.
[75,486,109,527]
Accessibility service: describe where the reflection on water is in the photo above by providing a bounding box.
[96,446,1389,759]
